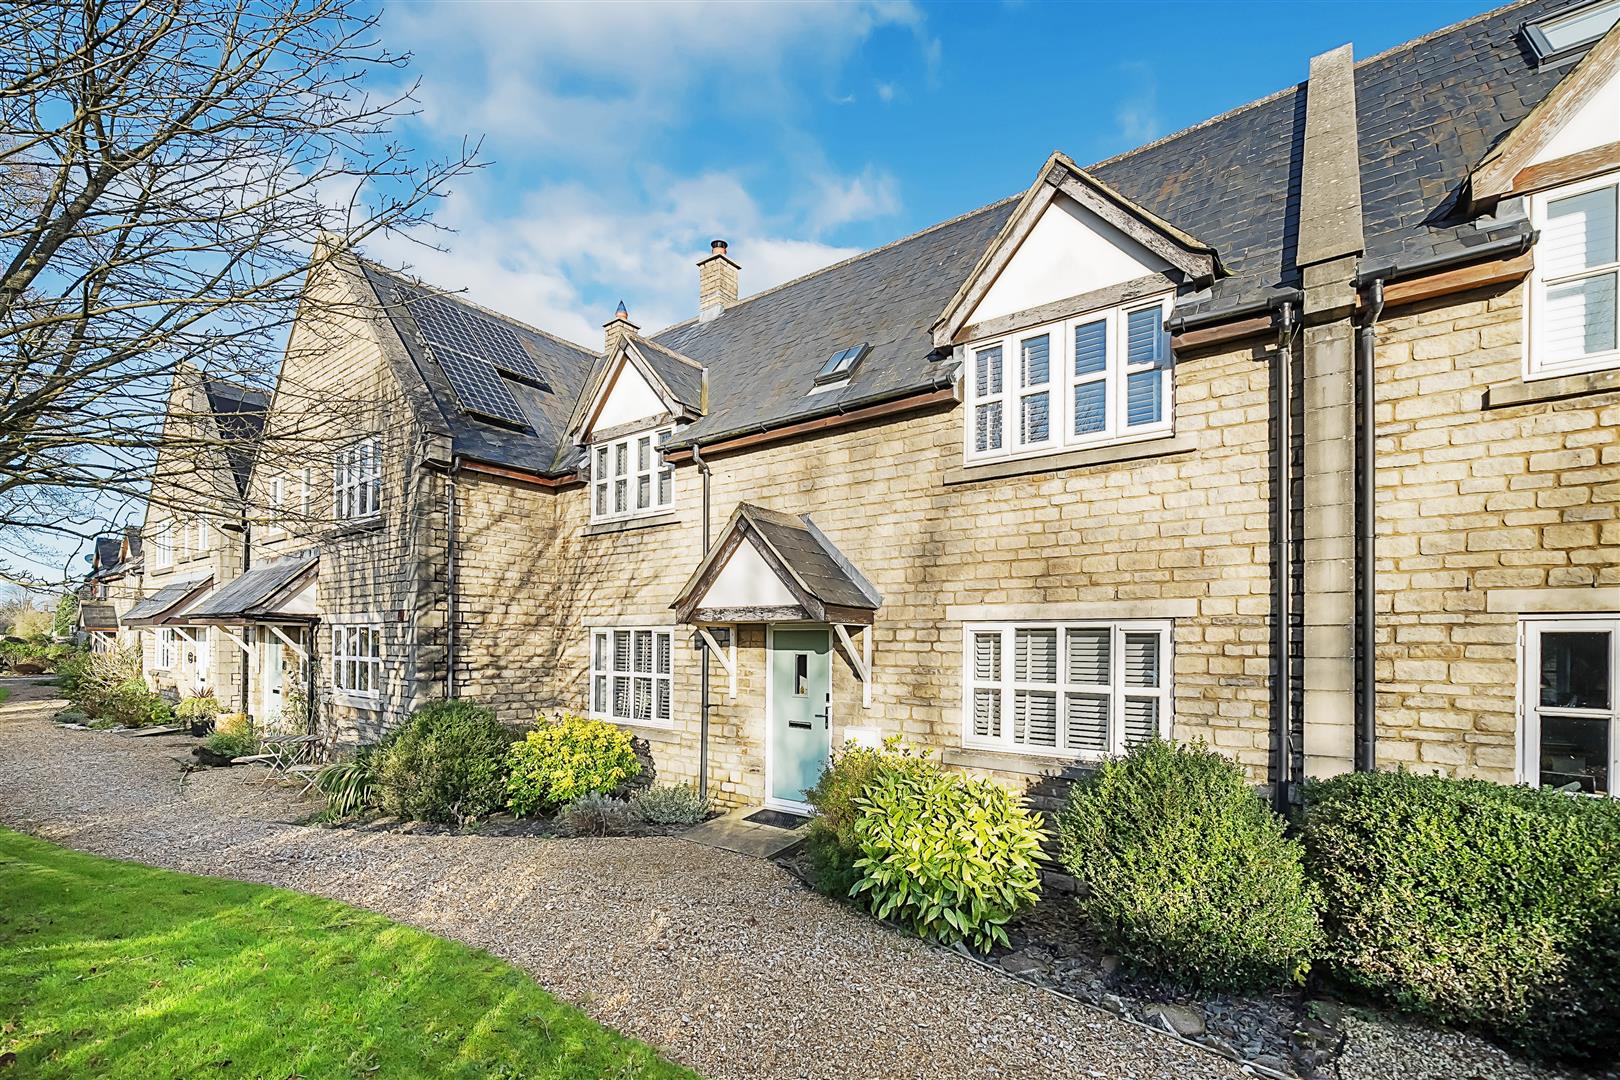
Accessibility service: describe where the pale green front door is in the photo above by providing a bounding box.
[770,627,831,806]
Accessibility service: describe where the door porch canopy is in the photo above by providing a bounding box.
[120,574,214,628]
[183,550,318,628]
[671,503,881,627]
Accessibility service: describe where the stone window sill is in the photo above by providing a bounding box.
[943,432,1196,485]
[941,746,1100,781]
[1484,367,1620,408]
[583,512,680,537]
[321,516,385,541]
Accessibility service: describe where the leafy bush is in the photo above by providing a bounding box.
[375,700,513,824]
[203,728,259,759]
[175,691,223,723]
[630,784,709,826]
[505,712,641,817]
[804,738,936,897]
[316,748,382,819]
[1301,771,1620,1061]
[558,794,635,837]
[60,647,140,719]
[216,711,252,736]
[104,678,173,728]
[848,764,1045,952]
[53,593,77,638]
[0,638,79,674]
[1057,740,1321,993]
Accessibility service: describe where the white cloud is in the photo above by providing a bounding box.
[1113,61,1162,146]
[364,1,927,346]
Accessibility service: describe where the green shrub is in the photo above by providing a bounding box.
[804,738,936,898]
[375,700,512,824]
[849,764,1046,953]
[1057,740,1321,993]
[315,748,382,820]
[505,712,641,817]
[203,728,259,759]
[1301,771,1620,1061]
[104,678,172,728]
[630,784,709,826]
[175,691,223,724]
[60,647,140,719]
[558,793,635,837]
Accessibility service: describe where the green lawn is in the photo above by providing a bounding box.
[0,686,10,704]
[0,829,696,1079]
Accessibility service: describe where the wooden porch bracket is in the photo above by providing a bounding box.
[832,623,873,709]
[268,624,309,663]
[697,626,737,699]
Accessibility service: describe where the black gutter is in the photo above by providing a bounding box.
[446,456,461,700]
[1356,279,1386,773]
[1167,287,1303,336]
[1352,227,1534,287]
[691,443,713,803]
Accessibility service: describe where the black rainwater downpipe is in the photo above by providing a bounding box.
[1356,279,1385,773]
[446,457,460,700]
[1272,299,1298,811]
[239,514,252,717]
[691,443,713,802]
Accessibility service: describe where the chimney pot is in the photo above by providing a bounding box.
[698,241,738,323]
[603,300,639,355]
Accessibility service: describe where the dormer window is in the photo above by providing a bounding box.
[1529,173,1619,379]
[1524,0,1620,64]
[591,427,674,523]
[965,295,1173,464]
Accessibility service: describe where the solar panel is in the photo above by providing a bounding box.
[394,289,532,428]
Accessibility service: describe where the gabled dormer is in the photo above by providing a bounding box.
[933,152,1220,471]
[567,303,707,525]
[1471,18,1620,382]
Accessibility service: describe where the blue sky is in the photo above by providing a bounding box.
[364,0,1488,345]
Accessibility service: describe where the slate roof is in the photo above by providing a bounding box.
[122,575,212,626]
[349,0,1585,461]
[357,261,601,475]
[654,203,1015,447]
[78,602,118,631]
[186,550,317,622]
[201,378,270,496]
[91,537,121,574]
[631,336,706,414]
[1093,0,1574,318]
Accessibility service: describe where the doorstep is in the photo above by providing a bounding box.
[681,804,808,859]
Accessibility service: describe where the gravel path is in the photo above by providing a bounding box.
[0,678,1249,1080]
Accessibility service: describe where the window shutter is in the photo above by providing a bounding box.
[1020,334,1050,386]
[975,345,1003,397]
[1124,632,1161,686]
[613,631,631,672]
[633,631,653,675]
[1544,186,1618,278]
[1123,698,1159,746]
[656,678,671,722]
[975,403,1002,452]
[973,632,1001,681]
[1545,276,1618,362]
[1066,628,1110,684]
[1015,691,1058,746]
[656,632,671,675]
[1065,694,1109,752]
[973,689,1001,738]
[1014,629,1057,683]
[1073,381,1106,435]
[1073,320,1107,376]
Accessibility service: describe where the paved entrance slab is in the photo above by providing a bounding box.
[681,803,806,858]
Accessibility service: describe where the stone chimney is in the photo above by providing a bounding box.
[603,299,638,355]
[697,240,739,323]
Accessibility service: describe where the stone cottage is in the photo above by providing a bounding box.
[126,0,1619,809]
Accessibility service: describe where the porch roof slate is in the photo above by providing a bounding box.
[122,575,213,627]
[185,551,317,622]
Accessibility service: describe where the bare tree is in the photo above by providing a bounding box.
[0,0,478,584]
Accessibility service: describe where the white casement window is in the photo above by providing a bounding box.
[590,427,674,523]
[299,467,312,518]
[192,518,209,555]
[331,623,383,698]
[1530,173,1619,379]
[1520,615,1619,796]
[334,438,381,521]
[152,525,174,569]
[153,628,177,670]
[267,474,286,534]
[965,296,1173,464]
[963,620,1171,758]
[589,627,673,727]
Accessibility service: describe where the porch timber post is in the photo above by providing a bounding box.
[1296,43,1364,778]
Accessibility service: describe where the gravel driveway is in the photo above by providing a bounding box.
[0,679,1248,1080]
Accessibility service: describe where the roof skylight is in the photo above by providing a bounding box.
[1524,0,1620,62]
[814,343,869,385]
